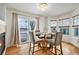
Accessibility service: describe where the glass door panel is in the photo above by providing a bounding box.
[18,16,29,44]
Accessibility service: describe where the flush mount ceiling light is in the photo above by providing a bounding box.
[37,3,48,11]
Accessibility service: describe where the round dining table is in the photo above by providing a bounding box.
[35,32,56,54]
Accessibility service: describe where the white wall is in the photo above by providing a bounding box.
[72,7,79,16]
[39,17,45,32]
[6,9,12,47]
[0,5,6,21]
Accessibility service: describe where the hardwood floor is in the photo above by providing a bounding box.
[5,42,79,55]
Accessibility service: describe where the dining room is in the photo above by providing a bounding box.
[2,3,79,55]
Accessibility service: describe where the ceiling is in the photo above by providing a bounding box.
[4,3,79,17]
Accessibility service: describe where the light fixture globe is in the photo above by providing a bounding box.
[37,3,48,11]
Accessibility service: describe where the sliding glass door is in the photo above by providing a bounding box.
[18,15,36,44]
[18,15,29,44]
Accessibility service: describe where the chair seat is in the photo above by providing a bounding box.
[47,39,60,45]
[35,32,42,36]
[47,39,54,44]
[38,34,45,39]
[35,40,43,44]
[46,34,52,39]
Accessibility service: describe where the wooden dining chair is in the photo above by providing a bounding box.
[29,31,43,55]
[48,32,63,55]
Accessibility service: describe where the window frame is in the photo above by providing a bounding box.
[72,15,79,37]
[18,15,29,44]
[58,18,70,35]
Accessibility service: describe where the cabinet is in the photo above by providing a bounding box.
[0,32,5,55]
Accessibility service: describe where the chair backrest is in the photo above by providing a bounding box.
[29,31,35,44]
[55,32,63,45]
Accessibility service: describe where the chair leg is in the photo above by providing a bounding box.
[52,45,53,51]
[55,45,57,55]
[49,44,53,51]
[32,44,35,55]
[60,43,63,55]
[38,43,40,49]
[29,42,31,55]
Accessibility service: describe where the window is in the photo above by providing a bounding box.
[29,20,35,31]
[18,15,36,44]
[58,20,63,32]
[18,15,29,44]
[73,15,79,36]
[74,26,79,36]
[62,19,70,35]
[62,27,69,35]
[59,26,69,35]
[58,20,63,26]
[62,18,70,26]
[58,19,70,35]
[73,16,79,25]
